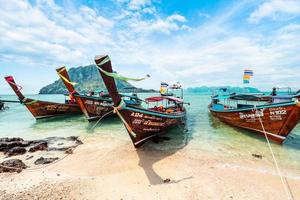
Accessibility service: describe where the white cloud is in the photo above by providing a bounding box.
[128,14,187,35]
[0,0,300,93]
[110,1,300,90]
[0,0,116,67]
[249,0,300,23]
[0,0,187,67]
[128,0,152,10]
[167,14,187,23]
[143,26,300,89]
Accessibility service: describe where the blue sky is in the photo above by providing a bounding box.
[0,0,300,94]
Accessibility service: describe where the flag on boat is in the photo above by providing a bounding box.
[160,82,168,94]
[170,82,182,89]
[244,69,253,76]
[243,69,253,84]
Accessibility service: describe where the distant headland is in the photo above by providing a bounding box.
[39,65,156,94]
[186,86,261,94]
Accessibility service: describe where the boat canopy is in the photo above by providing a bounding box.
[229,94,271,101]
[145,96,183,103]
[212,94,272,101]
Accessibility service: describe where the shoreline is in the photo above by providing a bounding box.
[1,136,299,200]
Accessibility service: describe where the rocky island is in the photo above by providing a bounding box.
[39,65,156,94]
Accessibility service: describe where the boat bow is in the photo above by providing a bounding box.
[4,76,25,102]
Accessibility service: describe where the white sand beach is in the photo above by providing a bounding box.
[1,136,299,200]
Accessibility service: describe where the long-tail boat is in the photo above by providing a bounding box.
[56,66,115,121]
[95,55,187,148]
[4,76,81,119]
[209,89,300,144]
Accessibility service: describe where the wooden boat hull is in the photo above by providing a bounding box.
[119,106,186,147]
[73,95,114,121]
[209,102,300,143]
[95,55,187,147]
[56,66,114,121]
[21,98,81,119]
[4,76,81,119]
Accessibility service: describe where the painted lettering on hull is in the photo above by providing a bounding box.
[85,100,113,107]
[239,110,264,120]
[45,105,70,112]
[130,112,165,127]
[238,107,288,122]
[269,107,287,121]
[129,111,183,133]
[143,120,165,126]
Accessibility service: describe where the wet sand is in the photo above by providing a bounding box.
[0,136,300,200]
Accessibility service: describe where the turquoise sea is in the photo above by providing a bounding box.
[1,93,300,170]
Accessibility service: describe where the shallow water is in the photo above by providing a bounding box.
[0,93,300,170]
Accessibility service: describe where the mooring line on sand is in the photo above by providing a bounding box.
[0,137,88,171]
[1,135,90,172]
[1,111,113,172]
[0,151,71,172]
[255,107,294,200]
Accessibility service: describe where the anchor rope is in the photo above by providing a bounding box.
[255,106,294,200]
[112,99,135,137]
[90,110,114,130]
[23,99,38,105]
[1,65,126,172]
[0,147,73,171]
[0,133,92,172]
[0,104,126,172]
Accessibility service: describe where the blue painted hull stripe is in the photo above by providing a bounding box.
[210,101,296,113]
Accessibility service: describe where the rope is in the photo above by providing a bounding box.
[90,110,114,130]
[0,93,116,172]
[0,105,122,172]
[112,99,136,137]
[23,100,38,105]
[255,106,294,200]
[0,135,89,172]
[97,56,110,66]
[0,149,70,172]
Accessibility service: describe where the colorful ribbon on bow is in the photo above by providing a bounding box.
[57,67,77,86]
[96,57,150,82]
